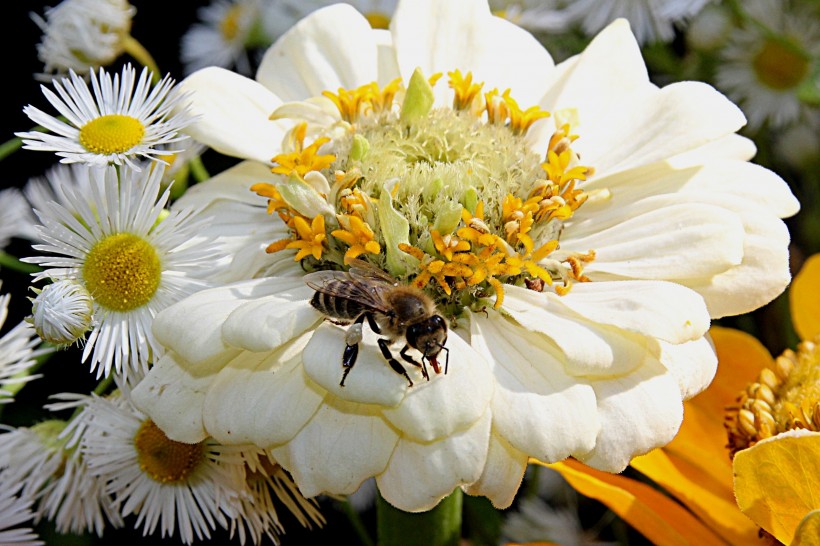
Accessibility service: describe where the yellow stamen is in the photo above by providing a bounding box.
[83,233,161,312]
[287,215,327,261]
[501,90,550,135]
[399,243,472,295]
[271,122,335,177]
[448,70,484,111]
[323,79,403,123]
[331,215,381,263]
[431,230,470,261]
[79,114,145,155]
[134,420,204,484]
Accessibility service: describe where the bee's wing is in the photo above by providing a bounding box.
[346,258,399,285]
[303,268,393,313]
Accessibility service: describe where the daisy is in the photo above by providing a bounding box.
[78,392,281,544]
[17,64,194,170]
[28,279,93,347]
[0,188,37,249]
[181,0,271,77]
[0,488,42,546]
[132,0,798,513]
[31,0,135,78]
[552,0,710,44]
[501,497,612,545]
[0,289,43,404]
[715,0,820,131]
[24,162,219,381]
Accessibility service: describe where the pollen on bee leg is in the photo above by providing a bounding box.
[345,322,363,346]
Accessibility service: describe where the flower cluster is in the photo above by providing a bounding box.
[0,0,814,544]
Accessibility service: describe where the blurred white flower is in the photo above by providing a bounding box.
[29,279,93,347]
[0,487,43,546]
[0,289,42,404]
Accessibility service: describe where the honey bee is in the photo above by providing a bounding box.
[304,259,449,387]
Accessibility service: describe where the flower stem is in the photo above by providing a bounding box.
[122,34,161,83]
[189,155,211,182]
[376,489,462,546]
[0,252,41,274]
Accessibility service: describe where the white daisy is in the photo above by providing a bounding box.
[181,0,271,77]
[0,488,42,546]
[0,290,42,404]
[28,279,93,347]
[502,496,613,545]
[553,0,710,44]
[132,0,798,513]
[17,64,194,170]
[78,393,252,544]
[23,163,219,381]
[23,163,93,223]
[31,0,135,78]
[0,188,37,248]
[715,0,820,131]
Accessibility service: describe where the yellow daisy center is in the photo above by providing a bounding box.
[220,5,242,40]
[79,114,145,155]
[134,419,204,484]
[752,37,810,91]
[726,337,820,457]
[364,11,391,29]
[83,233,161,312]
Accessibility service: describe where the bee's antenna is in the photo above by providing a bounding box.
[437,343,450,374]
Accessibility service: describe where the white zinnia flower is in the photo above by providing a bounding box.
[31,0,135,78]
[17,64,193,170]
[132,0,799,513]
[0,488,42,546]
[24,163,219,381]
[715,0,820,131]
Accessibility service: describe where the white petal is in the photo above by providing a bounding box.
[503,286,654,375]
[381,330,494,442]
[376,409,491,512]
[540,19,650,125]
[303,322,410,407]
[470,311,599,460]
[391,0,553,105]
[564,203,745,280]
[202,332,325,446]
[180,67,287,163]
[575,81,746,176]
[130,352,211,443]
[461,432,528,510]
[373,29,401,86]
[222,284,319,352]
[657,336,717,400]
[574,362,683,472]
[152,278,292,365]
[176,160,277,208]
[542,281,710,344]
[667,134,757,165]
[271,400,398,497]
[256,4,379,102]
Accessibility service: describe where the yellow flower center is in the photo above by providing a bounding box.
[134,419,204,484]
[726,337,820,457]
[220,5,242,40]
[364,11,391,29]
[82,233,161,312]
[752,37,810,91]
[79,114,145,155]
[259,71,596,314]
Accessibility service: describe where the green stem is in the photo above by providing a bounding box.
[0,252,42,274]
[189,155,210,182]
[122,34,161,82]
[376,489,462,546]
[0,136,23,161]
[339,499,375,546]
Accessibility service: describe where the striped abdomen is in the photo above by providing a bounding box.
[310,286,368,320]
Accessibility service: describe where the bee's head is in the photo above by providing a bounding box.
[407,315,448,359]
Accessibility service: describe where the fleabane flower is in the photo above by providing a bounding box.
[17,64,194,170]
[0,488,43,546]
[0,289,43,404]
[0,189,37,248]
[132,0,798,512]
[23,163,219,381]
[31,0,135,78]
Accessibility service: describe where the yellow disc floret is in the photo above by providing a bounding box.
[753,37,810,91]
[83,233,161,312]
[79,114,145,155]
[134,419,204,484]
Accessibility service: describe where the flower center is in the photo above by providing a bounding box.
[725,337,820,456]
[220,5,242,40]
[257,69,595,316]
[752,37,810,91]
[82,232,161,312]
[79,114,146,155]
[364,11,391,29]
[134,419,204,484]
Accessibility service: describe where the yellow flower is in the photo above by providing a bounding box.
[543,254,820,545]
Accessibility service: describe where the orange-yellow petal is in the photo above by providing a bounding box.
[631,450,764,545]
[734,431,820,545]
[544,459,727,546]
[792,510,820,546]
[791,254,820,341]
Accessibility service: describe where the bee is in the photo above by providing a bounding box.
[303,259,449,387]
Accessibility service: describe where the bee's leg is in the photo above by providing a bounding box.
[340,315,365,387]
[378,338,413,387]
[399,345,428,381]
[364,312,381,334]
